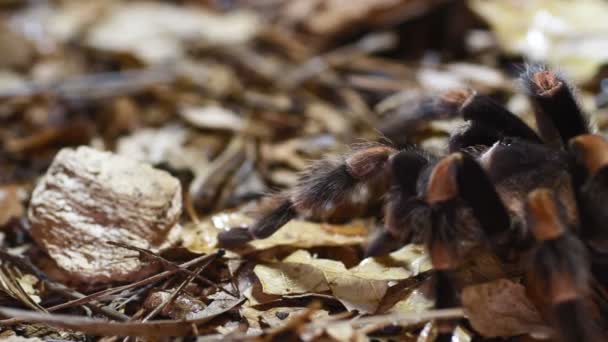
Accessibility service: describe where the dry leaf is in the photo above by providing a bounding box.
[86,2,259,64]
[253,263,330,295]
[357,244,432,277]
[143,290,206,320]
[242,306,329,331]
[388,289,434,315]
[182,213,369,254]
[462,278,545,337]
[180,105,245,132]
[470,0,608,82]
[254,249,423,314]
[0,264,44,312]
[117,123,220,193]
[283,0,441,36]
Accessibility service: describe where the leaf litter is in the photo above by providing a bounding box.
[1,0,607,340]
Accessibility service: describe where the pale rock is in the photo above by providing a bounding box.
[29,146,182,283]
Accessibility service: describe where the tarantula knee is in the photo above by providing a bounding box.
[522,65,590,146]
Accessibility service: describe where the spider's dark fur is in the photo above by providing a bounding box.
[219,65,608,341]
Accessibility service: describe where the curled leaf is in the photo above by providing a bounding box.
[462,278,546,337]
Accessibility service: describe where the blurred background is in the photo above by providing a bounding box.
[2,0,608,217]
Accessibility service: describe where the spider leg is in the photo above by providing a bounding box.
[218,144,397,247]
[526,189,602,342]
[424,154,465,339]
[460,93,542,143]
[569,135,608,238]
[453,153,511,241]
[365,150,431,257]
[422,153,517,337]
[445,89,542,152]
[522,66,590,147]
[569,135,608,286]
[448,121,503,153]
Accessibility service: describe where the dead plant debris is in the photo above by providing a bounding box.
[1,0,608,341]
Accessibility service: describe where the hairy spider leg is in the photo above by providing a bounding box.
[526,189,602,342]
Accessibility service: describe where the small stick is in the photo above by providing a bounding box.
[0,250,129,322]
[142,263,208,322]
[0,251,223,326]
[107,242,237,297]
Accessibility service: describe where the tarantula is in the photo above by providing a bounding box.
[219,66,608,341]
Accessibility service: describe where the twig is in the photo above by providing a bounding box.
[106,242,237,297]
[0,250,128,322]
[280,32,398,89]
[0,68,176,100]
[0,295,245,337]
[142,263,208,322]
[46,282,130,322]
[314,308,465,329]
[0,251,223,326]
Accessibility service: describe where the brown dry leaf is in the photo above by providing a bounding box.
[253,262,330,295]
[181,213,369,253]
[86,2,260,64]
[16,274,41,305]
[254,248,426,314]
[0,186,23,227]
[117,124,189,166]
[356,244,431,278]
[116,124,215,182]
[283,0,442,36]
[254,250,385,313]
[462,278,545,337]
[241,306,330,332]
[0,264,44,312]
[181,212,253,254]
[44,2,109,44]
[143,290,206,320]
[417,322,473,342]
[387,288,434,315]
[180,105,245,132]
[250,220,369,250]
[418,63,508,93]
[469,0,608,82]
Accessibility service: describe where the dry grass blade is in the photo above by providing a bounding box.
[0,264,45,313]
[0,251,129,322]
[0,252,222,326]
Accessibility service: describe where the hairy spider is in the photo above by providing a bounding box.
[219,66,608,341]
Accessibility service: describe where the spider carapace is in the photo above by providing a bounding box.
[219,66,608,342]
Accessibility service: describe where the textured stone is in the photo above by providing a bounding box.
[29,146,182,284]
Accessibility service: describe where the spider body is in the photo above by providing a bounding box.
[219,66,608,341]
